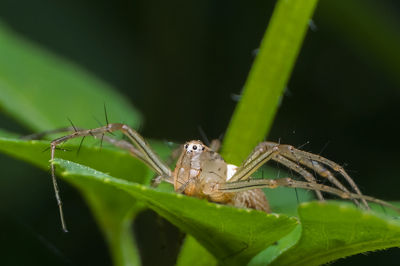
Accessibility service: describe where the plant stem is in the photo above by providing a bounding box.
[222,0,319,165]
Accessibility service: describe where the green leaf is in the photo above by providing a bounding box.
[0,136,157,266]
[52,157,298,266]
[0,21,144,266]
[176,235,217,266]
[0,135,173,266]
[0,21,141,132]
[0,136,298,265]
[222,0,319,164]
[269,202,400,266]
[248,225,301,266]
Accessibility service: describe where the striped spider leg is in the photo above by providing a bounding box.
[218,142,400,212]
[50,123,172,232]
[49,124,400,231]
[226,142,368,208]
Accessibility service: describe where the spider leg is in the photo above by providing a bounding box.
[210,139,221,152]
[21,126,78,140]
[227,142,324,201]
[228,142,316,185]
[51,123,171,177]
[151,175,174,187]
[228,143,279,182]
[101,135,147,162]
[218,178,400,213]
[176,177,194,194]
[227,141,366,208]
[151,143,182,187]
[50,123,172,231]
[164,144,183,166]
[24,125,151,163]
[286,158,360,206]
[272,153,361,206]
[275,144,368,209]
[272,154,324,201]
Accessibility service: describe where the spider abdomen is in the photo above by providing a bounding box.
[231,189,270,213]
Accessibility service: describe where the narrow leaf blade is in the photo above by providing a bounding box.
[222,0,319,164]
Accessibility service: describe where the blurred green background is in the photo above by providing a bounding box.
[1,0,400,265]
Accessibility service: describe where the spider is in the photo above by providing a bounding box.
[47,123,400,232]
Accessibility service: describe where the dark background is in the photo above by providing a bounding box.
[1,0,400,265]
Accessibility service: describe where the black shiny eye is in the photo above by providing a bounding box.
[185,144,189,149]
[202,146,205,150]
[193,145,197,150]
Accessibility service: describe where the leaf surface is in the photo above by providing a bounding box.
[0,136,298,265]
[269,202,400,266]
[53,158,298,266]
[0,22,140,132]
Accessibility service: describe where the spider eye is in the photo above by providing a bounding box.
[193,145,197,150]
[185,144,189,149]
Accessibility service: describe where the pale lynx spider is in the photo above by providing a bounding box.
[44,122,400,232]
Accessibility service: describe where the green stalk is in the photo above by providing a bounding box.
[222,0,319,165]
